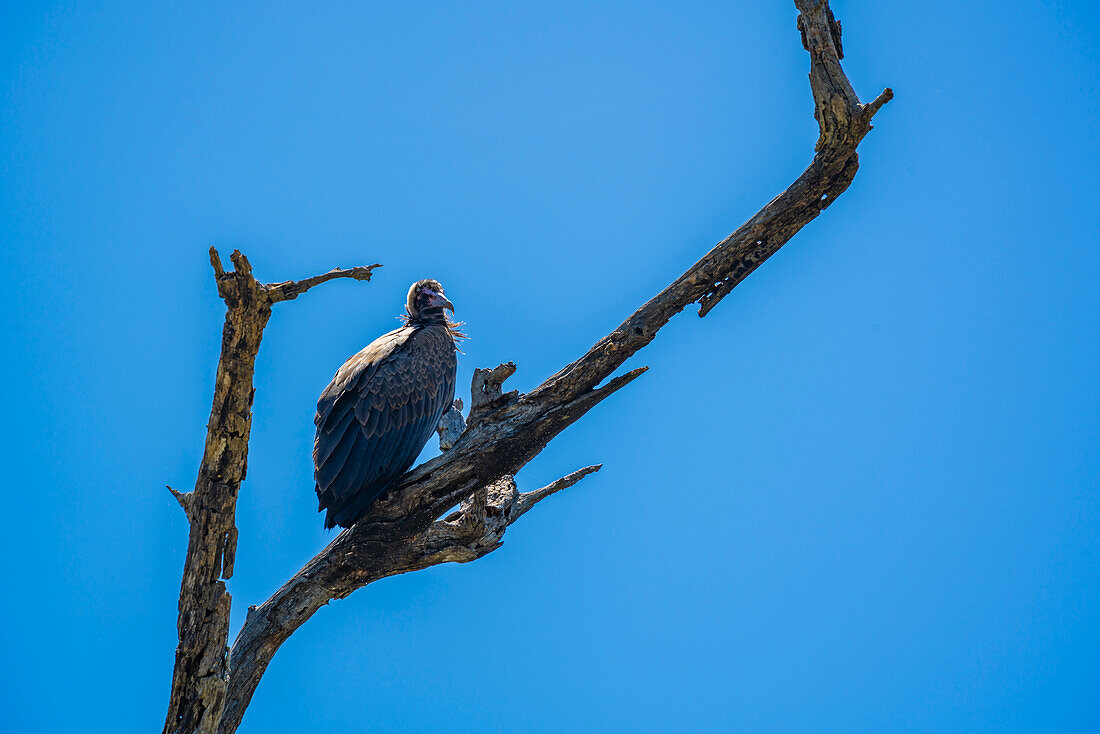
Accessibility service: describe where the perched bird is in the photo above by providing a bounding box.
[313,280,459,529]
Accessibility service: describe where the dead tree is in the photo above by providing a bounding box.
[163,3,891,732]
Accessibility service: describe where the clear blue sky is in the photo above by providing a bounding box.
[2,1,1098,732]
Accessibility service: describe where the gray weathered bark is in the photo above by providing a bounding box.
[164,3,891,732]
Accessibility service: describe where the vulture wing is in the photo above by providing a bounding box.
[314,325,456,528]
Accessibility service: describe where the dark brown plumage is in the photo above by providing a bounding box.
[314,280,459,529]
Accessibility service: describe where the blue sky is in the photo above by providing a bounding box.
[2,1,1098,731]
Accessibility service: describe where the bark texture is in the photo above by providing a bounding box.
[165,3,891,733]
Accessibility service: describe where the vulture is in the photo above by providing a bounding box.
[313,280,459,529]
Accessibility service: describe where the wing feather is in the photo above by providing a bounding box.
[314,407,357,467]
[314,422,359,490]
[313,324,457,528]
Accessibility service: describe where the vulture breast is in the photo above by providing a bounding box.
[313,324,456,529]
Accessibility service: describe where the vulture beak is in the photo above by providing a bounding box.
[426,291,455,313]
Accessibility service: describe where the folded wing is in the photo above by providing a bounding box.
[313,326,456,529]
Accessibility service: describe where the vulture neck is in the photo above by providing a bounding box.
[406,307,448,326]
[403,309,465,342]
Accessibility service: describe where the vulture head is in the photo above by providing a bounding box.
[405,279,455,324]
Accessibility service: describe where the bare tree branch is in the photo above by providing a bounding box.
[863,87,896,122]
[512,464,604,520]
[266,263,382,303]
[157,3,890,732]
[211,3,891,732]
[163,249,380,734]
